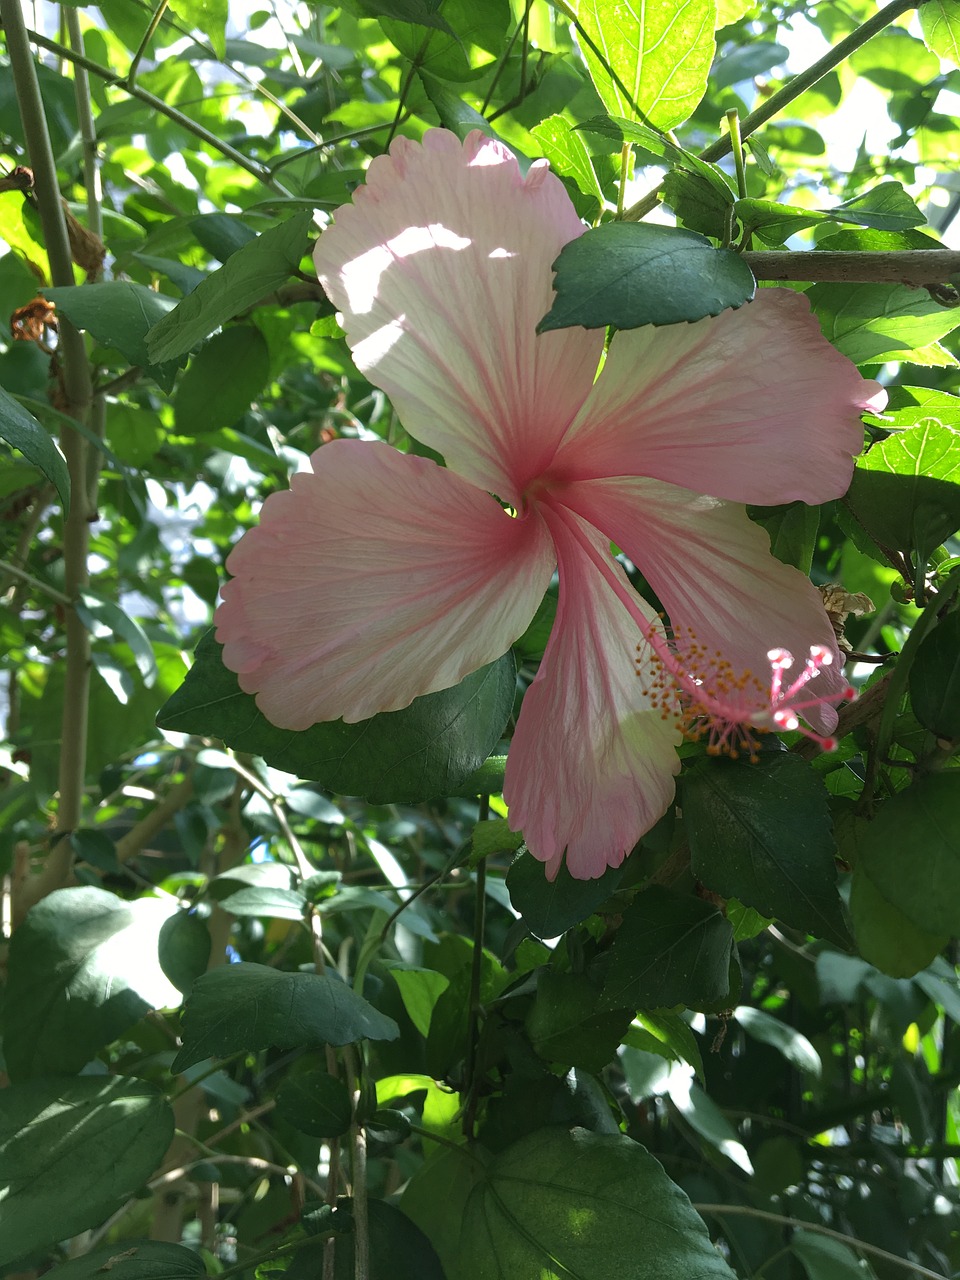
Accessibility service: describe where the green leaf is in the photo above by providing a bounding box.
[601,886,736,1012]
[791,1229,875,1280]
[0,386,69,511]
[909,610,960,737]
[419,73,505,146]
[531,114,604,212]
[174,326,271,435]
[810,277,960,366]
[158,910,212,996]
[389,965,451,1036]
[920,0,960,68]
[850,857,947,979]
[845,421,960,557]
[169,0,227,57]
[37,1241,206,1280]
[506,852,623,939]
[157,631,517,805]
[735,198,827,245]
[146,211,313,362]
[526,971,633,1073]
[626,1010,705,1081]
[381,0,509,82]
[43,282,181,392]
[683,754,849,947]
[457,1127,737,1279]
[470,817,524,866]
[828,181,926,231]
[665,169,734,238]
[748,501,820,573]
[276,1070,353,1138]
[732,1006,822,1075]
[189,212,258,261]
[854,773,960,937]
[538,222,755,333]
[331,1199,446,1280]
[349,0,455,36]
[668,1077,753,1173]
[3,887,181,1080]
[0,1075,174,1262]
[218,885,308,920]
[577,0,717,131]
[172,962,399,1072]
[76,590,158,684]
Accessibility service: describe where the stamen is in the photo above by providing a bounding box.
[635,622,853,761]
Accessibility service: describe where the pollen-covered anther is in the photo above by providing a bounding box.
[636,626,852,759]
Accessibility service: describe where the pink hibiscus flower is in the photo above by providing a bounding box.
[215,129,884,880]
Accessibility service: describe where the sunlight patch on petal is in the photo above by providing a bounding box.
[314,129,604,503]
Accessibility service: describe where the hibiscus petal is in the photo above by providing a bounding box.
[505,504,681,880]
[215,440,554,729]
[562,476,847,735]
[549,289,884,506]
[314,129,604,504]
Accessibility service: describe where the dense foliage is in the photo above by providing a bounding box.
[1,0,960,1277]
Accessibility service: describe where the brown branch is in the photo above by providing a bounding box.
[744,249,960,288]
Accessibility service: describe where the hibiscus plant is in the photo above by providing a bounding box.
[1,0,959,1278]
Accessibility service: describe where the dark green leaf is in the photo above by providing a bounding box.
[146,212,313,362]
[748,501,820,573]
[458,1128,737,1279]
[0,386,69,511]
[3,887,180,1080]
[855,773,960,937]
[157,630,517,805]
[37,1242,205,1280]
[276,1071,353,1138]
[601,886,736,1012]
[577,0,716,130]
[331,1199,446,1280]
[43,282,181,392]
[538,222,755,333]
[172,962,399,1072]
[506,852,623,939]
[175,326,271,435]
[0,1076,174,1262]
[158,911,212,995]
[850,857,947,978]
[909,610,960,737]
[664,169,733,239]
[526,971,632,1073]
[683,754,849,948]
[349,0,454,36]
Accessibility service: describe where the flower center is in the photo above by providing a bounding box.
[636,619,854,761]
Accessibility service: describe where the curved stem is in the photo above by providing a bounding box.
[126,0,170,89]
[695,1203,948,1280]
[624,0,920,221]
